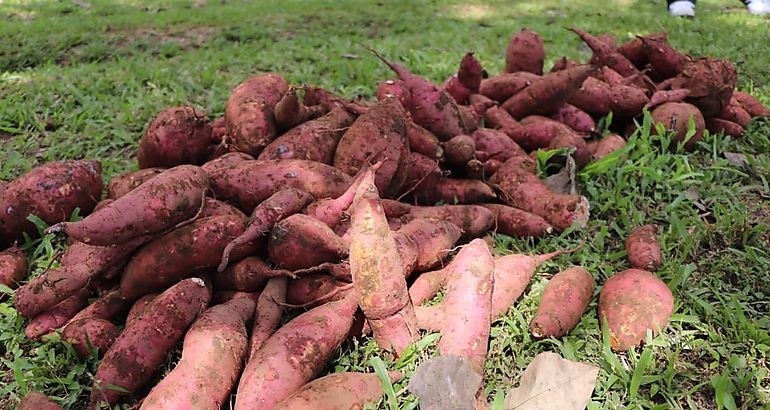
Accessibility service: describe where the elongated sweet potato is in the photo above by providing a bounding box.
[569,28,638,77]
[651,102,705,150]
[106,167,165,199]
[19,392,63,410]
[626,224,661,271]
[248,276,287,359]
[481,204,553,238]
[286,273,349,308]
[588,134,627,160]
[1,160,102,248]
[505,28,545,75]
[484,105,520,136]
[141,297,255,410]
[201,151,254,178]
[25,288,90,339]
[377,79,410,108]
[90,278,211,407]
[569,77,649,118]
[597,66,625,85]
[67,289,132,326]
[274,371,402,410]
[509,115,578,151]
[62,318,121,360]
[545,130,592,169]
[268,214,348,270]
[550,104,596,133]
[51,165,208,246]
[407,119,443,160]
[120,214,258,299]
[393,218,462,274]
[234,289,359,410]
[669,57,737,117]
[303,86,369,115]
[479,72,540,103]
[550,56,580,73]
[225,73,288,156]
[125,293,158,327]
[409,266,449,306]
[215,256,291,292]
[303,166,377,229]
[645,89,692,111]
[138,106,212,168]
[444,134,476,167]
[618,34,670,68]
[599,269,673,351]
[0,246,27,289]
[259,107,355,163]
[733,91,770,117]
[411,176,497,205]
[443,52,483,104]
[530,267,594,338]
[716,100,752,128]
[639,35,689,80]
[199,197,246,219]
[706,117,744,137]
[403,204,493,238]
[273,87,325,131]
[399,152,441,193]
[502,65,595,119]
[472,128,526,163]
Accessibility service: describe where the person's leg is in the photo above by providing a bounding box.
[668,0,696,17]
[744,0,770,15]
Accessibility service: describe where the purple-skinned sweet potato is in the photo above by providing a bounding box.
[502,65,595,119]
[669,57,737,117]
[18,392,63,410]
[530,266,595,338]
[273,371,403,410]
[0,245,27,289]
[733,91,770,118]
[706,117,744,137]
[67,289,132,326]
[550,56,580,73]
[106,167,165,199]
[198,197,247,219]
[472,127,526,163]
[443,52,483,104]
[544,130,592,169]
[639,35,689,80]
[286,273,349,308]
[505,28,545,75]
[225,73,288,156]
[645,89,692,111]
[215,256,292,292]
[247,276,287,360]
[303,85,369,115]
[62,318,121,360]
[508,115,578,151]
[569,27,639,77]
[444,134,476,168]
[259,107,355,163]
[407,119,444,160]
[626,224,662,271]
[137,106,212,168]
[376,79,410,108]
[393,218,462,275]
[479,72,540,103]
[481,204,554,238]
[716,99,752,129]
[402,204,493,238]
[588,134,627,160]
[550,104,596,132]
[25,288,90,339]
[273,87,326,131]
[210,117,226,144]
[651,102,705,150]
[569,77,649,118]
[268,214,348,270]
[410,176,497,205]
[201,151,254,178]
[125,293,158,327]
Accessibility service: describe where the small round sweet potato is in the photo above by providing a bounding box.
[505,28,545,75]
[62,318,121,360]
[137,106,212,168]
[588,134,627,161]
[651,102,705,150]
[444,134,476,167]
[0,245,27,289]
[18,392,62,410]
[625,224,661,271]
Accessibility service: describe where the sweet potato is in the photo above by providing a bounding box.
[398,152,441,194]
[393,218,462,274]
[215,256,291,292]
[510,115,578,151]
[484,105,520,134]
[645,89,692,111]
[569,28,638,77]
[443,52,483,104]
[550,104,596,133]
[18,392,62,410]
[303,85,369,115]
[62,318,121,360]
[248,276,287,359]
[303,165,377,229]
[569,77,649,117]
[544,130,592,169]
[626,224,662,271]
[716,100,752,128]
[458,104,482,133]
[733,91,770,117]
[502,65,595,119]
[209,159,352,213]
[0,160,102,248]
[706,118,744,137]
[90,277,211,407]
[550,56,580,73]
[140,297,255,410]
[234,289,359,410]
[119,214,258,299]
[530,267,594,338]
[669,57,737,117]
[199,197,246,219]
[274,371,402,410]
[472,128,526,162]
[599,269,674,351]
[138,106,212,168]
[490,157,590,230]
[376,79,410,108]
[587,134,627,160]
[479,72,540,103]
[444,134,476,167]
[268,214,348,270]
[597,66,625,85]
[481,204,553,238]
[125,293,157,327]
[349,170,417,353]
[618,34,670,68]
[407,119,444,160]
[201,151,254,177]
[51,165,208,246]
[286,273,349,308]
[0,245,26,289]
[505,28,545,75]
[25,288,90,339]
[651,102,705,150]
[273,87,325,131]
[106,167,165,199]
[225,73,288,156]
[402,204,493,238]
[211,290,259,305]
[219,188,313,270]
[639,35,689,80]
[210,117,226,143]
[412,176,497,205]
[67,289,132,326]
[259,107,355,163]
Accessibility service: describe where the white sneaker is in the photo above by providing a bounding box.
[746,0,770,15]
[669,1,696,17]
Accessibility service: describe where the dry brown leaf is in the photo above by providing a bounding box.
[408,356,482,410]
[544,155,578,195]
[504,352,598,410]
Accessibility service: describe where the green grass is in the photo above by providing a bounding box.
[1,0,769,408]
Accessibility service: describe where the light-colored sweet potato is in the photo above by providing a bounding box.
[599,269,674,351]
[706,117,744,137]
[25,288,90,339]
[62,318,121,360]
[0,245,27,289]
[106,167,165,200]
[273,87,326,131]
[569,27,638,77]
[259,107,355,163]
[505,28,545,75]
[268,214,348,270]
[550,104,596,133]
[248,276,287,360]
[138,106,212,168]
[530,267,595,338]
[626,224,661,271]
[18,392,63,410]
[569,77,649,118]
[733,91,770,117]
[587,134,627,160]
[215,256,291,292]
[651,102,705,150]
[225,73,288,156]
[273,371,402,410]
[480,72,540,103]
[502,65,595,119]
[481,204,553,238]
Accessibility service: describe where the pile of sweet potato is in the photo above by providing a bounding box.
[4,26,768,409]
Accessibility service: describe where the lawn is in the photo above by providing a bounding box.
[1,0,769,409]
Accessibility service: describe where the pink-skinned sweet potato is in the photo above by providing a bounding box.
[550,56,580,73]
[502,65,595,119]
[407,119,444,160]
[651,102,705,150]
[618,34,670,68]
[106,167,165,199]
[138,106,212,168]
[544,130,592,169]
[90,277,211,407]
[25,287,90,339]
[669,57,737,117]
[219,188,313,271]
[248,276,287,360]
[51,165,208,246]
[303,85,369,115]
[509,115,578,151]
[201,151,254,178]
[0,245,27,289]
[444,75,472,106]
[393,218,462,274]
[273,87,326,131]
[409,266,449,306]
[234,288,359,410]
[210,117,226,144]
[444,134,476,167]
[479,72,540,103]
[399,152,441,194]
[597,66,625,85]
[286,273,349,308]
[410,176,497,205]
[303,165,377,229]
[67,289,132,326]
[569,77,649,118]
[19,392,63,410]
[215,256,291,292]
[125,293,158,327]
[119,214,258,299]
[599,269,674,351]
[62,318,121,360]
[706,118,744,137]
[733,91,770,117]
[273,371,403,410]
[458,104,482,133]
[569,27,638,77]
[483,105,521,136]
[443,52,483,104]
[0,160,102,248]
[550,104,596,133]
[639,35,689,80]
[472,128,526,163]
[481,204,554,238]
[490,157,590,230]
[644,89,692,111]
[716,100,752,129]
[626,224,662,271]
[588,134,627,160]
[268,214,348,270]
[530,266,595,338]
[349,170,417,354]
[259,107,355,163]
[293,261,352,282]
[334,98,409,198]
[402,204,493,238]
[211,290,260,305]
[225,73,288,156]
[209,159,352,213]
[15,237,148,318]
[377,79,410,108]
[140,297,255,410]
[505,28,545,75]
[199,197,246,219]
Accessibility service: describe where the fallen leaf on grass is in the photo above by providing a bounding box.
[504,352,598,410]
[544,155,578,195]
[408,356,482,410]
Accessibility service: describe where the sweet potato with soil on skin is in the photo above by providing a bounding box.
[225,73,288,156]
[407,119,444,160]
[569,28,639,77]
[458,104,482,133]
[706,118,744,137]
[0,160,102,248]
[669,57,737,117]
[510,115,578,151]
[484,105,521,137]
[415,177,497,205]
[211,290,260,305]
[626,224,662,271]
[481,204,554,238]
[90,278,211,407]
[444,134,476,167]
[273,371,402,410]
[479,72,540,103]
[651,102,705,150]
[443,52,483,104]
[544,131,592,169]
[199,197,246,219]
[67,289,132,326]
[639,35,689,80]
[259,107,356,163]
[303,165,378,229]
[106,167,165,199]
[377,79,410,108]
[138,106,212,168]
[550,104,596,133]
[234,288,359,410]
[210,159,352,213]
[140,297,255,410]
[505,28,545,75]
[471,128,526,162]
[716,100,752,128]
[303,85,369,115]
[92,198,113,213]
[334,98,409,198]
[588,33,618,66]
[402,204,493,239]
[215,256,292,292]
[550,56,580,73]
[293,261,352,282]
[125,293,158,327]
[62,318,121,360]
[219,188,313,271]
[273,87,326,131]
[733,91,770,117]
[393,218,462,274]
[645,89,692,111]
[268,214,348,270]
[587,134,627,160]
[409,266,449,306]
[490,157,590,230]
[0,246,26,289]
[597,66,625,85]
[119,214,258,299]
[248,276,287,360]
[51,165,208,246]
[569,77,649,118]
[286,273,349,308]
[502,65,595,119]
[210,117,226,143]
[530,267,595,338]
[201,151,254,178]
[19,392,63,410]
[25,288,90,339]
[398,151,441,195]
[599,268,674,351]
[618,34,669,68]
